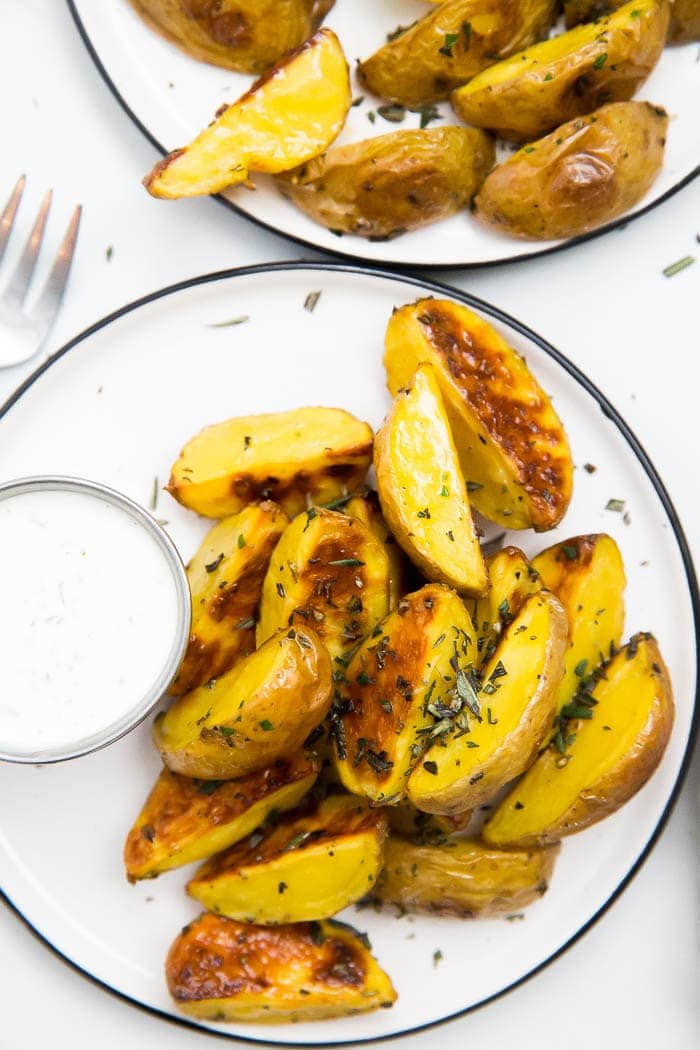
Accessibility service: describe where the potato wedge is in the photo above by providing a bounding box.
[172,502,287,695]
[187,794,387,922]
[153,627,332,779]
[168,406,373,519]
[484,633,674,846]
[408,591,567,814]
[128,1,335,75]
[384,298,573,530]
[145,28,351,198]
[277,127,495,240]
[375,364,487,597]
[669,0,700,39]
[563,0,620,27]
[166,913,397,1021]
[359,0,558,105]
[451,0,670,141]
[386,800,473,842]
[345,491,407,608]
[123,752,318,881]
[374,836,559,917]
[469,547,542,669]
[256,507,391,661]
[474,102,668,241]
[333,583,477,805]
[532,534,626,720]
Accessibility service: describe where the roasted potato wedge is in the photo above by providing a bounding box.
[345,491,407,608]
[563,0,620,27]
[669,0,700,40]
[166,913,397,1021]
[278,127,495,240]
[256,507,391,661]
[128,1,335,74]
[172,502,287,695]
[359,0,557,105]
[469,547,542,669]
[154,627,332,779]
[333,583,477,804]
[409,591,567,814]
[375,364,487,597]
[168,406,373,519]
[145,28,351,198]
[475,102,668,241]
[484,633,674,846]
[123,752,318,882]
[532,534,626,721]
[386,800,473,842]
[451,0,670,141]
[375,836,559,917]
[187,794,387,922]
[384,298,573,530]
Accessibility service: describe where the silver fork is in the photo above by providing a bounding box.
[0,176,81,368]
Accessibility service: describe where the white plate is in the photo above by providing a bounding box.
[67,0,700,269]
[0,264,696,1045]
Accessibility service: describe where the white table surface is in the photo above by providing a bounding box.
[1,1,698,1046]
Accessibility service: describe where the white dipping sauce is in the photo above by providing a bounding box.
[0,488,182,759]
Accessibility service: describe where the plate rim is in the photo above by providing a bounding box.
[65,0,700,272]
[1,260,698,1046]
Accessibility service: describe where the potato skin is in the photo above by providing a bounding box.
[375,837,559,917]
[344,491,407,608]
[166,913,397,1021]
[278,127,495,240]
[468,547,542,668]
[386,800,473,842]
[451,0,670,141]
[475,102,668,241]
[668,0,700,41]
[359,0,558,105]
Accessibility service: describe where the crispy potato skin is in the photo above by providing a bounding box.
[469,547,542,668]
[484,634,675,847]
[128,1,335,74]
[345,491,407,608]
[145,29,351,197]
[375,837,559,917]
[166,913,397,1021]
[168,406,373,519]
[187,794,387,922]
[384,298,573,530]
[451,0,670,141]
[359,0,558,105]
[123,753,318,881]
[278,127,495,240]
[153,627,332,780]
[409,591,568,814]
[475,102,668,241]
[374,364,487,597]
[172,502,287,695]
[669,0,700,40]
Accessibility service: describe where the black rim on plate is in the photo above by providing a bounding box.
[1,262,698,1047]
[65,0,700,272]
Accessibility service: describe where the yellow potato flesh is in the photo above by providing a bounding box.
[468,546,543,668]
[386,800,473,841]
[344,492,407,608]
[484,634,675,846]
[375,364,487,597]
[145,28,351,197]
[187,794,387,922]
[168,405,373,519]
[408,591,567,813]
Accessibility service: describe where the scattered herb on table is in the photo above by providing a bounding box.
[205,315,250,328]
[663,256,695,278]
[304,290,322,312]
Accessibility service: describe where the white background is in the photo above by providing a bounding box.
[0,1,698,1047]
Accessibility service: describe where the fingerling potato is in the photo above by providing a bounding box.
[154,627,332,779]
[469,547,542,668]
[123,752,318,881]
[168,406,373,519]
[484,633,674,846]
[145,28,351,198]
[187,794,387,922]
[166,913,397,1021]
[374,363,487,597]
[384,298,573,530]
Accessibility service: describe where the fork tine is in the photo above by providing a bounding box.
[3,188,53,310]
[0,175,26,265]
[30,204,82,338]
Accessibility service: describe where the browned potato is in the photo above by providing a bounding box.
[475,102,668,241]
[128,1,334,73]
[386,800,473,842]
[166,913,397,1021]
[344,491,408,608]
[375,836,559,917]
[123,752,318,881]
[469,547,542,669]
[669,0,700,40]
[563,0,619,27]
[278,127,495,240]
[359,0,558,105]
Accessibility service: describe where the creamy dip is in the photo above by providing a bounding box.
[0,486,183,760]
